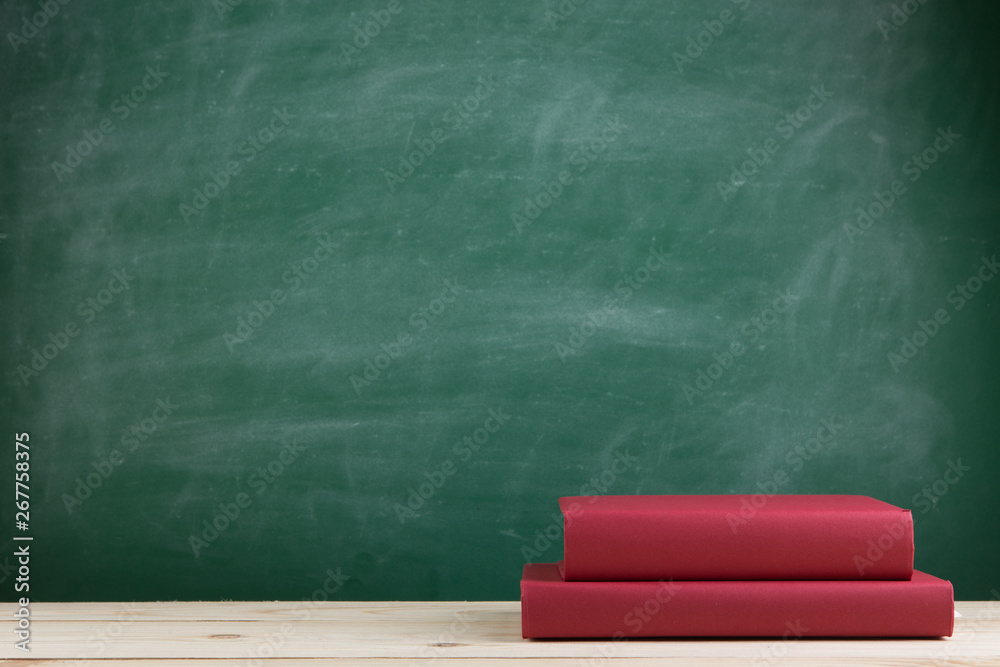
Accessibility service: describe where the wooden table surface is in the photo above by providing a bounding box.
[1,601,998,665]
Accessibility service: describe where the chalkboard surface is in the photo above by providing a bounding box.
[1,0,998,604]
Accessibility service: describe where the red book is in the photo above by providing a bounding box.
[521,563,954,638]
[559,495,913,581]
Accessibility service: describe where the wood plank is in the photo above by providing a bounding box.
[3,600,514,621]
[0,601,995,663]
[1,660,997,667]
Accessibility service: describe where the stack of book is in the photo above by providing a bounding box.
[521,495,954,638]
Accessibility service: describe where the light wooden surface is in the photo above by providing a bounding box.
[0,601,997,665]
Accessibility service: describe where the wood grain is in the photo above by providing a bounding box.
[0,601,996,664]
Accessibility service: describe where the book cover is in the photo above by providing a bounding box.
[521,563,954,638]
[559,495,914,581]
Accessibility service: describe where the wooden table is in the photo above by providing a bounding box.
[1,601,998,664]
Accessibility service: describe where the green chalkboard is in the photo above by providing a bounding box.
[1,0,998,604]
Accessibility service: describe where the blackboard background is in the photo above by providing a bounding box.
[1,0,998,602]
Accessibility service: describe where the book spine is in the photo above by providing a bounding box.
[561,504,913,580]
[521,564,953,638]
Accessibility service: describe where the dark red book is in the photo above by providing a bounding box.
[521,563,954,638]
[559,495,913,581]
